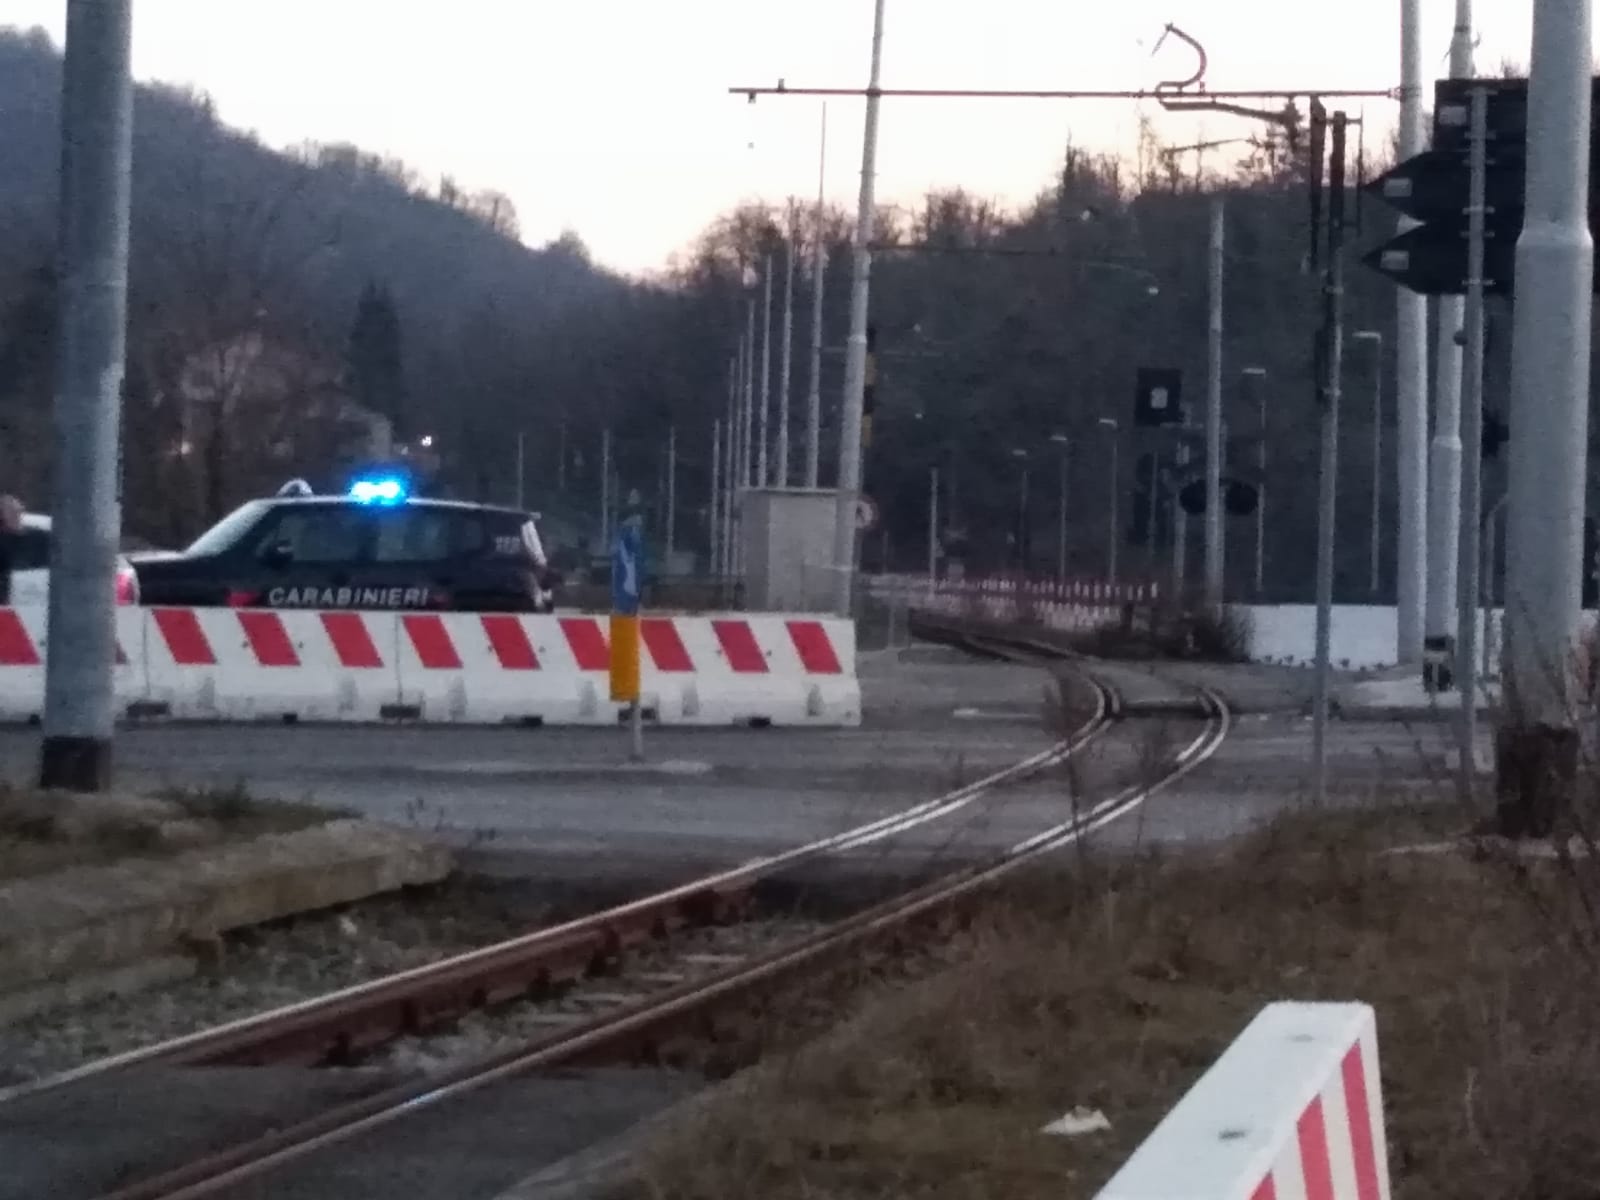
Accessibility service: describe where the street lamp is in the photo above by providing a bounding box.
[1010,447,1031,575]
[1352,330,1384,596]
[1241,367,1268,596]
[1049,433,1070,583]
[1098,417,1120,584]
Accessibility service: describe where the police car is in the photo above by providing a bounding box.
[132,478,555,612]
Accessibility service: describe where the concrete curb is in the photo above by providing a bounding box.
[0,819,453,1001]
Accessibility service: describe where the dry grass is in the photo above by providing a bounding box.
[0,782,337,881]
[622,802,1600,1199]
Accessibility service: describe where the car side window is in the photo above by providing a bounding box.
[372,509,482,564]
[256,508,369,564]
[11,529,50,571]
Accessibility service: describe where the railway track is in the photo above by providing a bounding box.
[6,628,1227,1200]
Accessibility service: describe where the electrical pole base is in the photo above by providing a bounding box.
[1422,634,1456,692]
[1493,723,1579,839]
[39,736,112,793]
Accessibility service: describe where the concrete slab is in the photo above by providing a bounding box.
[0,819,452,996]
[1336,675,1499,722]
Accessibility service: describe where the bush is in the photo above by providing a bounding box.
[1154,604,1253,663]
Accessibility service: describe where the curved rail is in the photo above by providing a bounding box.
[94,670,1228,1200]
[2,657,1116,1102]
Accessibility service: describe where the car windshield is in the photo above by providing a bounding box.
[184,500,271,556]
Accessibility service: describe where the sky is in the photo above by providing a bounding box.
[3,1,1570,276]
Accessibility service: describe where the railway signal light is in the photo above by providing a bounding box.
[1133,367,1183,428]
[1362,76,1600,296]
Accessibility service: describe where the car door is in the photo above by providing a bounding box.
[245,504,374,608]
[360,505,461,609]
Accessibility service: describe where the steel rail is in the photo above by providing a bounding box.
[3,653,1115,1102]
[98,675,1225,1200]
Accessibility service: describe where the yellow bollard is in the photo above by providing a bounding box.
[609,613,640,704]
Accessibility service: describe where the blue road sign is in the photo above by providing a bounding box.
[612,519,643,616]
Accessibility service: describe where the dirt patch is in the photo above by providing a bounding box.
[0,783,338,881]
[622,801,1600,1199]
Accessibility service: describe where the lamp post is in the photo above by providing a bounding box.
[1242,366,1269,596]
[1353,331,1384,596]
[1098,417,1119,584]
[1049,432,1070,583]
[1011,447,1030,575]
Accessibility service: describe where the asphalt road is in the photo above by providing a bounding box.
[0,648,1472,881]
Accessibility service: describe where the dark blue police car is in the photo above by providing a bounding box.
[131,478,555,612]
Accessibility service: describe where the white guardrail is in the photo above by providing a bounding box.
[0,606,861,728]
[1096,1002,1389,1200]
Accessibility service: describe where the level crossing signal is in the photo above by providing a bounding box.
[1362,76,1600,296]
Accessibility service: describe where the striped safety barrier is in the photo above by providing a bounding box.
[0,607,860,728]
[1095,1002,1388,1200]
[865,572,1159,635]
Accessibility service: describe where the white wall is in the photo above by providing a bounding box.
[1242,604,1596,675]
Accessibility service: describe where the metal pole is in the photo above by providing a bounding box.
[778,229,795,487]
[1499,0,1593,837]
[724,371,737,579]
[1018,464,1031,574]
[928,465,938,601]
[1371,339,1383,595]
[758,257,772,487]
[742,299,755,488]
[1353,332,1384,594]
[1107,426,1119,584]
[805,105,828,490]
[1148,445,1162,576]
[1395,0,1429,666]
[1424,0,1475,688]
[1311,112,1349,808]
[515,430,526,509]
[1456,86,1489,804]
[1247,369,1268,596]
[830,0,886,617]
[1204,195,1226,610]
[666,424,677,562]
[1057,448,1069,584]
[40,0,132,791]
[1173,437,1189,597]
[557,420,568,494]
[599,428,612,553]
[709,417,721,575]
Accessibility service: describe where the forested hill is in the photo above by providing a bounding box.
[0,25,1522,601]
[0,26,649,544]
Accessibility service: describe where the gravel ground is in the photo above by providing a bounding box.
[373,917,826,1078]
[0,880,554,1085]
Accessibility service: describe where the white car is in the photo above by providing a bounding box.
[8,514,141,607]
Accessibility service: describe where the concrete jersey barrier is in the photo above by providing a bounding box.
[0,607,861,728]
[1095,1002,1389,1200]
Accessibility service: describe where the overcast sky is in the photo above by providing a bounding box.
[4,1,1566,276]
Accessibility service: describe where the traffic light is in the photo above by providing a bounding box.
[1482,410,1509,459]
[1364,77,1600,296]
[1133,367,1183,428]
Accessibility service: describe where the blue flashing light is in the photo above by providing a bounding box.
[349,477,407,505]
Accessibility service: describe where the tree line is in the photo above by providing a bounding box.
[3,26,1536,601]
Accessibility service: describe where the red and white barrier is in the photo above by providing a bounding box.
[0,607,146,721]
[0,607,860,728]
[866,571,1160,635]
[1095,1002,1388,1200]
